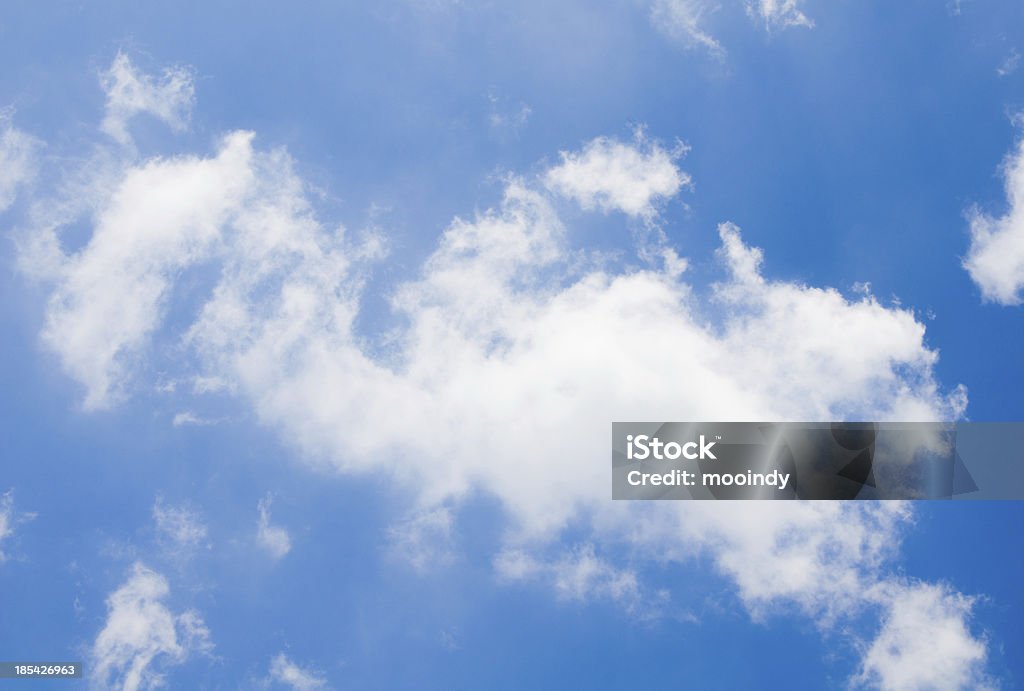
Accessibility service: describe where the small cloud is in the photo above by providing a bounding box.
[192,376,229,394]
[0,111,40,213]
[153,498,208,551]
[257,494,292,560]
[171,411,215,427]
[155,379,177,394]
[386,506,455,572]
[0,490,36,563]
[0,493,16,560]
[495,544,665,619]
[492,548,540,582]
[964,133,1024,304]
[747,0,814,31]
[649,0,725,57]
[997,49,1020,78]
[489,104,532,132]
[101,52,195,145]
[544,132,690,219]
[439,629,460,652]
[851,281,872,296]
[91,562,213,690]
[487,89,532,138]
[268,653,328,690]
[352,227,389,262]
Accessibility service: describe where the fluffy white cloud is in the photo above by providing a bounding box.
[620,502,911,622]
[0,114,38,212]
[747,0,813,30]
[257,494,292,560]
[101,53,195,145]
[855,582,992,691]
[40,131,255,409]
[91,563,212,691]
[545,134,689,218]
[22,60,986,689]
[268,653,328,690]
[964,135,1024,305]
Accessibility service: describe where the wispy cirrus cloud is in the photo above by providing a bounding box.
[101,53,195,145]
[0,112,39,212]
[649,0,813,56]
[649,0,725,57]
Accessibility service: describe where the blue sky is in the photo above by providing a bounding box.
[1,1,1023,689]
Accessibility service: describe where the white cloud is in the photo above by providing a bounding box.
[171,411,215,427]
[386,507,455,572]
[91,563,212,691]
[0,490,35,564]
[495,544,660,617]
[439,629,459,651]
[629,502,912,621]
[257,494,292,560]
[855,582,992,691]
[268,653,328,690]
[101,53,195,145]
[0,495,10,560]
[152,499,208,551]
[997,49,1020,78]
[487,90,531,136]
[39,131,256,409]
[489,104,532,133]
[21,69,986,687]
[964,134,1024,305]
[0,113,39,212]
[0,491,16,562]
[192,376,230,394]
[747,0,813,30]
[650,0,811,54]
[545,133,689,218]
[649,0,725,56]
